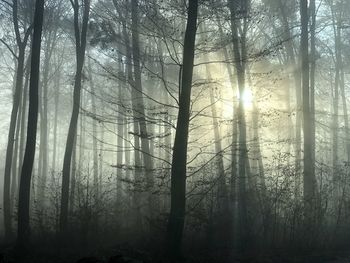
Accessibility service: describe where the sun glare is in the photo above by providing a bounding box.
[239,89,253,107]
[221,88,254,119]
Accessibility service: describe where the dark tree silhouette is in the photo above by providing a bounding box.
[60,0,90,237]
[166,0,198,258]
[3,0,32,240]
[16,0,45,250]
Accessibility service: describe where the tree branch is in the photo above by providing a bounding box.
[0,38,18,59]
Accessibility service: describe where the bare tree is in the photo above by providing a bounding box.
[16,0,44,250]
[60,0,90,237]
[300,0,316,234]
[166,0,198,258]
[2,0,32,240]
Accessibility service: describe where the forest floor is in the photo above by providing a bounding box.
[3,249,350,262]
[2,241,350,262]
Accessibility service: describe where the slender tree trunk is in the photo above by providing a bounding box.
[202,47,229,246]
[166,0,198,258]
[228,0,250,251]
[330,5,340,203]
[124,117,131,220]
[310,0,316,169]
[37,37,52,211]
[87,58,99,204]
[340,64,349,163]
[16,0,44,249]
[4,45,26,240]
[300,0,316,234]
[69,133,77,214]
[216,13,238,248]
[278,0,302,190]
[3,0,33,239]
[18,58,30,189]
[131,0,154,220]
[11,93,22,217]
[52,70,61,172]
[155,40,172,180]
[116,56,124,209]
[60,0,90,237]
[201,24,227,213]
[99,127,104,194]
[121,19,142,228]
[13,62,29,222]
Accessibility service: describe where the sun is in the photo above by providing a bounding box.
[239,88,253,108]
[221,87,253,119]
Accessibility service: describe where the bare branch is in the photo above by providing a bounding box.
[0,38,18,59]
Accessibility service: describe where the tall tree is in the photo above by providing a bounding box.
[300,0,316,232]
[37,27,58,212]
[228,0,251,250]
[17,0,44,249]
[87,57,99,206]
[60,0,90,237]
[3,0,32,239]
[330,1,342,200]
[131,0,155,220]
[166,0,198,258]
[309,0,316,167]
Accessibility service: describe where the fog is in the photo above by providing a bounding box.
[0,0,350,262]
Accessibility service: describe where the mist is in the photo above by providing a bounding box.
[0,0,350,262]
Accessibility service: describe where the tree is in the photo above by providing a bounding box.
[300,0,316,234]
[60,0,90,237]
[228,0,251,250]
[131,0,155,223]
[166,0,198,258]
[2,0,32,240]
[17,0,44,250]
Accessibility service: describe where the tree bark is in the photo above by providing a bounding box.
[52,68,61,172]
[16,0,44,249]
[131,0,155,220]
[300,0,316,233]
[310,0,316,169]
[166,0,198,258]
[37,33,55,211]
[3,6,31,238]
[87,57,99,204]
[331,5,341,200]
[120,13,142,229]
[60,0,90,237]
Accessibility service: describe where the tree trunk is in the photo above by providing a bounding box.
[331,7,341,201]
[17,57,30,197]
[69,133,77,214]
[228,0,250,251]
[120,17,142,229]
[310,0,316,169]
[277,0,302,192]
[4,0,33,239]
[10,88,22,217]
[52,68,61,172]
[88,57,99,205]
[300,0,316,234]
[166,0,198,258]
[216,14,238,248]
[37,36,53,211]
[203,47,229,247]
[131,0,155,220]
[4,46,26,241]
[116,56,124,210]
[60,0,90,237]
[16,0,44,249]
